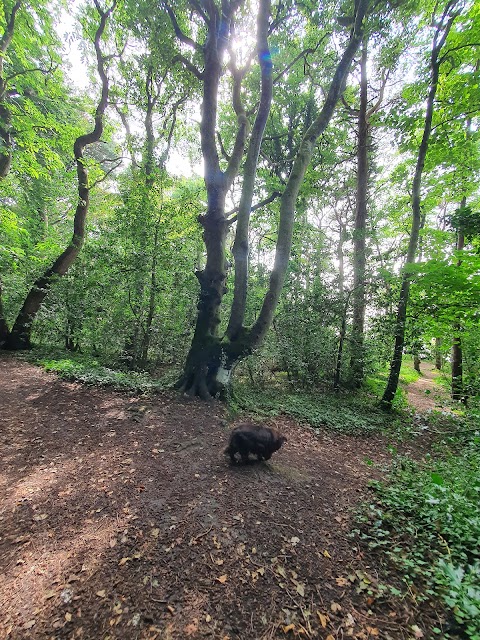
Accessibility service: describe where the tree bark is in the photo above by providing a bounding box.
[434,337,442,370]
[4,2,114,350]
[350,38,369,387]
[451,197,466,400]
[381,5,458,410]
[0,0,22,178]
[176,0,261,398]
[177,0,369,399]
[413,354,421,373]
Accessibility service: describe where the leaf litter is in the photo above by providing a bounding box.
[0,356,443,639]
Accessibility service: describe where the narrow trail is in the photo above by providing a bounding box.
[406,362,452,414]
[0,355,444,639]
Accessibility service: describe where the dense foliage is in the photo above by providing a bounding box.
[356,422,480,638]
[1,0,479,634]
[1,0,478,401]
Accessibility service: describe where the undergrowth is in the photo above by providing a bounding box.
[30,349,169,393]
[364,357,422,409]
[230,384,406,436]
[355,415,480,639]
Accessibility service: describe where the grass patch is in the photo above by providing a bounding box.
[29,348,169,393]
[364,358,422,409]
[355,419,480,638]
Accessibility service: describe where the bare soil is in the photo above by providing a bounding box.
[0,356,445,640]
[406,362,450,414]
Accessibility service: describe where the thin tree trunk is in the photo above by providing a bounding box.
[413,354,421,373]
[0,280,10,346]
[434,337,442,369]
[350,37,369,387]
[248,0,368,351]
[0,0,22,179]
[334,291,352,391]
[4,3,114,350]
[139,213,161,367]
[381,6,458,409]
[451,197,466,400]
[0,1,23,342]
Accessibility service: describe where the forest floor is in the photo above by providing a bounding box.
[405,361,450,414]
[0,355,449,640]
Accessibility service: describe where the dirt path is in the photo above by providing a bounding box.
[406,362,451,414]
[1,356,433,640]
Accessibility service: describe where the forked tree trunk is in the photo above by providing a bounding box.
[381,6,458,410]
[176,0,369,399]
[3,4,114,350]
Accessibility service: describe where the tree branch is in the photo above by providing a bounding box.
[163,1,201,51]
[172,53,204,80]
[226,190,281,224]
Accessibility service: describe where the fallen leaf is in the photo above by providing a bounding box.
[323,550,332,558]
[33,513,48,521]
[151,528,160,538]
[276,565,287,578]
[65,613,72,622]
[330,602,342,613]
[411,625,424,638]
[205,614,212,622]
[345,612,355,627]
[44,590,56,600]
[96,590,106,598]
[290,536,300,545]
[24,621,36,630]
[326,636,335,640]
[336,576,349,587]
[67,573,80,582]
[317,612,328,628]
[215,559,224,566]
[295,582,305,597]
[216,574,228,584]
[118,557,129,566]
[366,627,379,636]
[282,623,295,633]
[185,620,198,635]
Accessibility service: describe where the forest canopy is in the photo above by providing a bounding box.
[0,0,479,405]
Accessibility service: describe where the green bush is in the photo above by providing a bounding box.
[356,431,480,637]
[36,353,168,393]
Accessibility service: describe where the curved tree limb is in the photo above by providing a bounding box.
[6,1,115,349]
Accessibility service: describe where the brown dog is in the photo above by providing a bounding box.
[225,423,286,464]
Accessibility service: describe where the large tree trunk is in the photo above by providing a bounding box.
[350,37,369,387]
[176,0,262,398]
[178,0,369,399]
[4,3,113,350]
[381,7,457,410]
